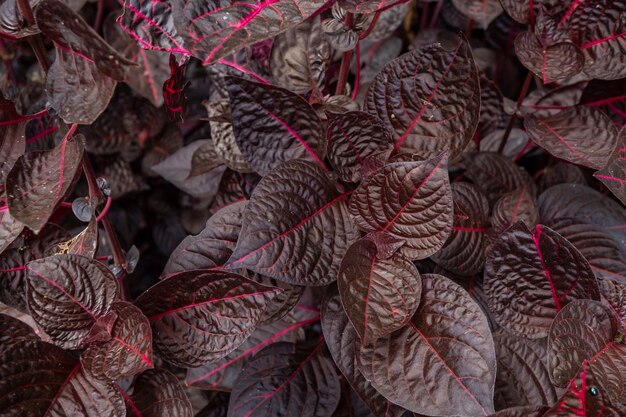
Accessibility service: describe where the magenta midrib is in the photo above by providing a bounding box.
[116,384,144,417]
[535,117,592,165]
[595,174,626,184]
[531,226,562,311]
[559,0,583,26]
[28,267,97,319]
[43,362,81,416]
[138,48,159,104]
[113,336,154,367]
[580,30,626,49]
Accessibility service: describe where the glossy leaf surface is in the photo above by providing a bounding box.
[127,369,193,417]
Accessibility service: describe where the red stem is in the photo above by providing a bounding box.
[94,0,105,33]
[335,13,354,96]
[429,0,444,29]
[359,12,381,40]
[420,1,429,31]
[96,196,112,222]
[351,42,361,101]
[498,72,533,154]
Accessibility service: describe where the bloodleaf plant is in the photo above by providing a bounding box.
[1,0,626,416]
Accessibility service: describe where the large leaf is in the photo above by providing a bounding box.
[364,37,479,159]
[321,289,408,417]
[326,111,393,183]
[225,76,326,175]
[81,301,153,381]
[163,201,246,276]
[126,369,193,417]
[357,274,497,416]
[0,313,39,354]
[431,182,490,275]
[464,152,533,204]
[452,0,503,28]
[599,278,626,328]
[0,340,124,416]
[484,222,601,339]
[226,160,359,286]
[547,300,626,402]
[338,238,421,345]
[348,154,453,260]
[525,106,618,169]
[26,254,120,349]
[6,129,84,233]
[595,127,626,206]
[135,269,281,367]
[228,341,341,417]
[493,330,557,410]
[172,0,325,64]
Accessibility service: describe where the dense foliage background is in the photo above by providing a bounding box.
[1,0,626,416]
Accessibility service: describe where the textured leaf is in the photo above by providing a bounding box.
[491,186,539,233]
[321,289,408,417]
[0,101,26,194]
[452,0,503,29]
[47,46,117,125]
[339,0,404,13]
[484,222,600,338]
[35,0,133,81]
[349,154,453,260]
[228,341,341,417]
[493,330,557,410]
[6,129,84,233]
[0,209,23,256]
[163,201,246,276]
[26,254,120,349]
[163,54,189,122]
[580,78,626,125]
[431,182,490,276]
[357,274,496,416]
[548,299,626,402]
[595,127,626,206]
[127,369,193,417]
[525,106,618,170]
[538,162,587,193]
[135,270,281,367]
[0,0,40,39]
[364,37,479,159]
[81,301,153,381]
[205,100,254,173]
[53,217,98,258]
[326,111,393,183]
[480,128,529,159]
[173,0,325,64]
[0,313,38,354]
[514,32,584,84]
[0,340,125,416]
[465,152,533,204]
[478,75,506,139]
[225,76,326,175]
[186,314,308,390]
[227,160,359,286]
[338,238,421,345]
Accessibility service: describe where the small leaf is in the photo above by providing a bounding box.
[464,152,533,204]
[126,369,193,417]
[491,186,539,232]
[135,270,281,367]
[163,54,189,122]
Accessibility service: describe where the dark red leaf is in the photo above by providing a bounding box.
[227,160,359,286]
[525,106,618,170]
[488,406,550,417]
[339,0,405,14]
[53,217,98,258]
[452,0,503,29]
[349,154,453,260]
[464,152,533,204]
[135,269,281,367]
[6,128,84,233]
[26,254,120,349]
[364,37,479,159]
[126,369,193,417]
[599,278,626,328]
[338,238,421,345]
[478,75,506,139]
[326,111,393,183]
[538,162,587,193]
[491,186,539,233]
[595,127,626,205]
[225,76,326,175]
[81,301,153,381]
[484,222,600,338]
[431,182,490,276]
[357,274,496,416]
[163,54,189,122]
[580,78,626,125]
[0,209,23,256]
[228,341,341,417]
[0,313,39,354]
[205,100,254,173]
[0,99,26,195]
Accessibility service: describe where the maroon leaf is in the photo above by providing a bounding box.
[163,54,189,122]
[225,76,326,175]
[595,127,626,206]
[514,32,584,84]
[489,406,550,417]
[326,111,393,183]
[356,274,496,416]
[547,299,626,402]
[364,37,480,159]
[525,106,618,170]
[26,254,120,349]
[599,278,626,328]
[580,78,626,125]
[338,238,421,345]
[227,160,359,286]
[0,340,125,416]
[349,154,453,260]
[172,0,325,64]
[0,313,39,354]
[186,314,308,390]
[0,209,23,256]
[81,301,153,381]
[135,269,281,367]
[452,0,503,29]
[493,330,558,410]
[431,182,490,276]
[320,289,408,417]
[35,0,133,81]
[538,162,587,193]
[163,201,246,276]
[228,341,341,417]
[53,217,98,258]
[0,100,26,194]
[205,100,254,173]
[478,75,506,139]
[484,222,600,338]
[126,369,193,417]
[491,186,539,233]
[6,128,84,233]
[339,0,405,14]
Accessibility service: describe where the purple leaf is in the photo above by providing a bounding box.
[339,0,406,14]
[464,152,533,204]
[452,0,503,29]
[125,369,193,417]
[0,99,26,194]
[0,209,23,256]
[491,186,539,233]
[54,217,98,258]
[205,100,254,173]
[0,313,39,353]
[595,127,626,205]
[348,154,453,260]
[599,278,626,328]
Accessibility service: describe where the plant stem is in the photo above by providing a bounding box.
[498,71,533,154]
[429,0,444,29]
[359,11,381,40]
[16,0,50,73]
[335,13,354,96]
[94,0,105,33]
[351,41,361,100]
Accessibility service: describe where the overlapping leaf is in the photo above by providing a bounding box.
[599,278,626,328]
[357,274,497,416]
[484,222,600,338]
[364,37,480,159]
[339,0,403,13]
[53,217,98,257]
[135,269,281,367]
[227,160,359,286]
[349,154,453,260]
[0,100,26,193]
[126,369,193,417]
[0,209,23,256]
[595,127,626,205]
[452,0,503,29]
[205,100,253,173]
[491,186,539,233]
[464,152,533,204]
